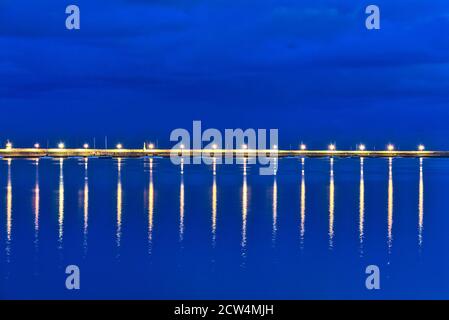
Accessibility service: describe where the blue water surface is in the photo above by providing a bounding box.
[1,157,448,299]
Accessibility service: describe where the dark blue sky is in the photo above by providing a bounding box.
[1,0,449,149]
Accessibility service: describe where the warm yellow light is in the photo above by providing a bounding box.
[387,144,394,151]
[116,143,123,149]
[300,144,307,151]
[58,143,65,149]
[328,144,336,151]
[83,143,89,149]
[148,143,154,149]
[418,144,425,151]
[5,142,12,150]
[358,144,366,151]
[34,143,40,149]
[242,144,248,150]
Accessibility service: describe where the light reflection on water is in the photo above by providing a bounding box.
[419,158,424,248]
[148,161,154,254]
[116,158,122,252]
[359,158,365,256]
[5,159,12,264]
[211,175,217,247]
[388,157,394,252]
[1,157,444,299]
[179,175,184,243]
[58,159,64,249]
[34,159,40,256]
[83,158,89,256]
[300,158,306,247]
[329,158,335,249]
[34,160,40,239]
[272,177,277,246]
[241,174,248,263]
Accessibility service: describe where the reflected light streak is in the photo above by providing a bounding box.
[58,159,64,248]
[6,159,12,262]
[419,158,424,247]
[179,176,185,242]
[243,158,247,176]
[272,178,278,245]
[117,157,122,173]
[359,158,365,252]
[116,159,122,250]
[212,176,217,247]
[148,169,154,254]
[241,176,248,260]
[213,157,216,176]
[34,159,40,250]
[388,158,394,251]
[329,158,335,249]
[83,158,89,255]
[300,158,306,245]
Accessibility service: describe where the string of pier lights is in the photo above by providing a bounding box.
[332,143,422,153]
[1,142,154,150]
[54,142,158,151]
[320,143,426,152]
[2,141,427,152]
[0,140,430,178]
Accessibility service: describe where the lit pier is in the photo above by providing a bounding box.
[0,147,446,158]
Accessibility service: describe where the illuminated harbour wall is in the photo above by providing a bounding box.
[0,145,444,158]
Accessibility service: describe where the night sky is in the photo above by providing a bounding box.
[1,0,449,149]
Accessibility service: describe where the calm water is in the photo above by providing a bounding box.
[1,156,449,299]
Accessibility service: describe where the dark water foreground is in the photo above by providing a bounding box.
[1,157,448,299]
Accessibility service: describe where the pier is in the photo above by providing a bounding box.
[0,148,448,158]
